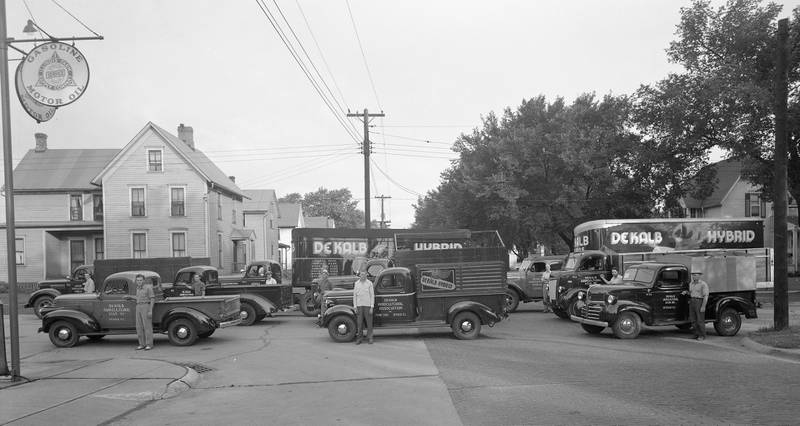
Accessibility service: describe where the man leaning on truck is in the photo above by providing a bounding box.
[688,271,709,341]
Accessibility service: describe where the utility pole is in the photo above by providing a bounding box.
[375,195,392,228]
[773,18,789,330]
[347,108,384,230]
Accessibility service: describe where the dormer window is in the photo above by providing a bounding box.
[147,149,163,172]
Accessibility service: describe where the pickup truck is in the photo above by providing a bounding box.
[299,257,391,317]
[39,270,242,347]
[25,265,94,318]
[505,255,563,312]
[320,251,508,342]
[163,265,294,326]
[219,260,283,286]
[570,256,758,339]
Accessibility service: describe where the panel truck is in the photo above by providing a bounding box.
[39,270,241,347]
[570,252,758,339]
[163,265,293,326]
[319,231,508,341]
[549,218,769,320]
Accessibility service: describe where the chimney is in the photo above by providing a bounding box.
[228,176,235,183]
[34,133,47,152]
[177,124,195,150]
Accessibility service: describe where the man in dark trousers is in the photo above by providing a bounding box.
[352,270,375,344]
[688,271,709,341]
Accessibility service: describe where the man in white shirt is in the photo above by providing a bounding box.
[352,271,375,344]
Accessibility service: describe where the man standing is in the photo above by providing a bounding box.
[134,274,155,350]
[352,271,375,344]
[191,273,206,296]
[263,270,278,285]
[83,272,95,293]
[316,269,332,313]
[688,271,709,341]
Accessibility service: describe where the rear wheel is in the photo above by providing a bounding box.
[504,289,520,313]
[34,295,55,319]
[49,320,79,347]
[327,315,356,342]
[581,323,604,334]
[452,311,481,340]
[168,318,199,346]
[612,312,641,339]
[714,307,742,336]
[299,291,320,317]
[239,303,257,326]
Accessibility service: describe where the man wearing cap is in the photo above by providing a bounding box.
[688,271,709,340]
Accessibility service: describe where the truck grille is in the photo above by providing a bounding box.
[588,292,605,303]
[583,303,603,321]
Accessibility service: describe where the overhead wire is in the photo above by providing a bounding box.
[255,0,361,146]
[49,0,101,37]
[371,159,422,197]
[369,130,452,145]
[345,0,382,110]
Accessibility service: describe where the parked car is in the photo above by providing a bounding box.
[25,265,94,319]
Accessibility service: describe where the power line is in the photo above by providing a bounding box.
[50,0,102,37]
[371,159,422,197]
[368,130,452,145]
[345,0,382,110]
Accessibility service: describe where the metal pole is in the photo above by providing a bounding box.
[773,18,789,330]
[0,304,9,376]
[0,0,21,379]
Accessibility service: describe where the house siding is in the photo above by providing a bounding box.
[0,228,45,283]
[102,129,208,260]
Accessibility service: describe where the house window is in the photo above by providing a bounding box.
[232,209,236,224]
[172,232,187,257]
[94,238,104,260]
[93,194,103,221]
[217,194,223,220]
[70,240,85,272]
[131,187,146,217]
[218,233,224,268]
[132,233,147,258]
[70,194,82,221]
[15,237,24,265]
[147,149,163,172]
[171,187,186,216]
[745,193,766,218]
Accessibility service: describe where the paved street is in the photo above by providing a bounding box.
[3,301,800,425]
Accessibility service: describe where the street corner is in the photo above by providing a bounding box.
[740,336,800,363]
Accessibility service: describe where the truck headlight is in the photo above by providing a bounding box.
[577,291,585,301]
[557,286,565,294]
[606,294,617,305]
[325,298,335,308]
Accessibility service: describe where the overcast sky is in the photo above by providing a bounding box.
[1,0,797,227]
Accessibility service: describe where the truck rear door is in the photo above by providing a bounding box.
[373,271,415,325]
[650,267,690,324]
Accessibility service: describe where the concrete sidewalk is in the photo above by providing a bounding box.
[0,357,197,425]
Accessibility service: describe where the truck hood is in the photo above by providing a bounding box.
[585,283,647,303]
[37,278,71,288]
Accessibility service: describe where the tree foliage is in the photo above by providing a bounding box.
[634,0,800,206]
[279,188,365,228]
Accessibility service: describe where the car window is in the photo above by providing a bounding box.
[205,271,219,285]
[376,274,402,294]
[104,279,129,295]
[532,262,547,273]
[175,272,191,284]
[550,262,563,271]
[622,268,655,285]
[657,269,685,289]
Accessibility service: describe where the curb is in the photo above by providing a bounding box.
[740,337,800,362]
[160,366,200,400]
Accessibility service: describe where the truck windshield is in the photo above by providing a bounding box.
[622,268,655,285]
[563,254,579,271]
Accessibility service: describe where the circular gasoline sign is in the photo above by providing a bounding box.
[19,42,90,107]
[15,61,56,123]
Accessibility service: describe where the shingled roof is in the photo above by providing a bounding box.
[682,158,743,209]
[13,148,119,192]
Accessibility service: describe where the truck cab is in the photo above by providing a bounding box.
[505,255,563,312]
[570,260,758,339]
[549,250,612,319]
[25,265,94,319]
[320,259,508,341]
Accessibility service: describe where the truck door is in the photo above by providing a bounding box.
[576,253,606,286]
[95,278,136,329]
[373,271,415,325]
[650,267,688,324]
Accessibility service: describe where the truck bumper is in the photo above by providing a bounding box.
[219,317,243,328]
[570,315,608,328]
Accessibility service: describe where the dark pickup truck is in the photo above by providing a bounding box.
[320,249,508,342]
[299,257,391,317]
[570,256,758,339]
[39,270,242,347]
[25,265,94,318]
[163,265,294,326]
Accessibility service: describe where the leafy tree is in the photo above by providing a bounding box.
[279,188,364,228]
[633,0,800,207]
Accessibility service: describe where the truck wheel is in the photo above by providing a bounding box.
[49,320,79,347]
[168,318,199,346]
[612,312,641,339]
[581,323,605,334]
[452,311,481,340]
[299,291,320,317]
[328,315,356,342]
[504,290,520,313]
[567,299,582,319]
[199,330,215,339]
[239,303,257,326]
[34,295,55,319]
[552,308,570,319]
[714,307,742,336]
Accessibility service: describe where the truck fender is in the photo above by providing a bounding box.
[447,301,503,326]
[239,294,278,316]
[711,296,758,319]
[25,288,62,308]
[159,307,215,333]
[505,281,529,300]
[554,287,583,311]
[40,309,100,334]
[616,303,653,325]
[320,304,356,328]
